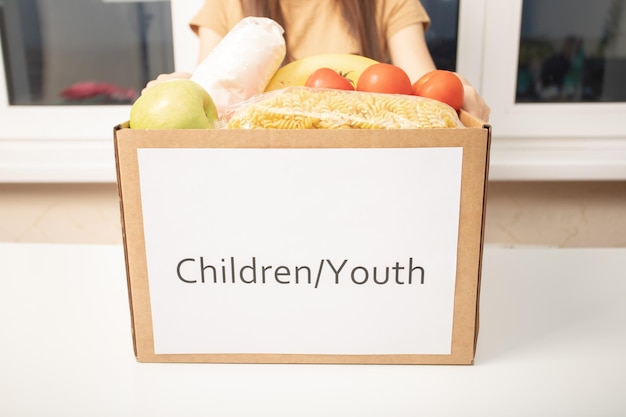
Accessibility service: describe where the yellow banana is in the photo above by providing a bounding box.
[264,53,378,91]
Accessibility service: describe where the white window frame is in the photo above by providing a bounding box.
[481,0,626,180]
[0,0,625,182]
[0,0,163,183]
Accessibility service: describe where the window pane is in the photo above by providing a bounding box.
[422,0,459,71]
[0,0,174,105]
[517,0,626,103]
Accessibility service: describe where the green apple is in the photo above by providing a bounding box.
[129,79,218,129]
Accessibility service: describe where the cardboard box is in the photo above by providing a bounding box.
[114,112,491,364]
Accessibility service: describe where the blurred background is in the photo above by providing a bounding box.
[0,0,625,247]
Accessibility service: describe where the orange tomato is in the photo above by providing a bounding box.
[305,68,355,90]
[412,70,464,111]
[356,63,414,95]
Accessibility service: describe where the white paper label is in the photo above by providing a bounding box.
[137,147,463,355]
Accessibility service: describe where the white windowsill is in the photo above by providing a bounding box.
[1,134,625,183]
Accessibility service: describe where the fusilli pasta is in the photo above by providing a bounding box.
[224,87,463,129]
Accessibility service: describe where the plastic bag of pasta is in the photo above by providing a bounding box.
[222,86,464,129]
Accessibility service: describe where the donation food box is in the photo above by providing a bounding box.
[114,111,491,364]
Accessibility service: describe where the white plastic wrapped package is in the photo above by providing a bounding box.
[190,17,286,116]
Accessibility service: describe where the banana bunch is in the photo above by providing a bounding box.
[264,53,378,91]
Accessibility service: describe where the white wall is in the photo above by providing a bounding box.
[1,181,625,248]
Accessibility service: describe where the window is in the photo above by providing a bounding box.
[0,0,174,106]
[480,0,626,180]
[516,0,626,103]
[422,0,460,71]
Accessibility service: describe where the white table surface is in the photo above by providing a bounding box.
[0,242,624,417]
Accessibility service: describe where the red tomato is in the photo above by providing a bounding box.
[356,63,413,95]
[305,68,355,90]
[412,70,464,111]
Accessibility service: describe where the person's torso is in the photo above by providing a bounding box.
[279,0,361,60]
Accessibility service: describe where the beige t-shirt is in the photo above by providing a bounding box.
[189,0,430,61]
